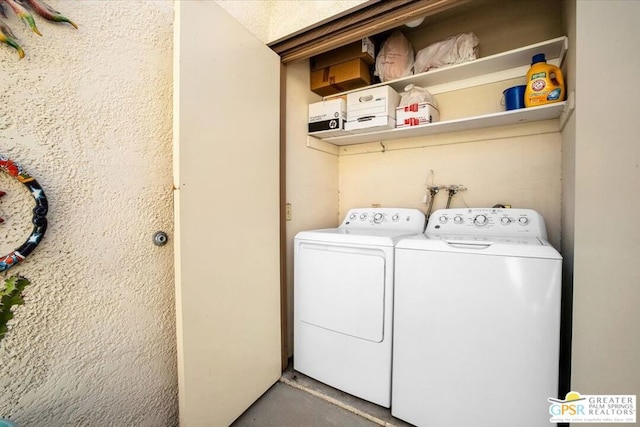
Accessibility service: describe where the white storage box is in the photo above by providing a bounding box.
[345,86,400,132]
[396,102,440,128]
[308,98,349,137]
[345,115,396,133]
[346,86,400,122]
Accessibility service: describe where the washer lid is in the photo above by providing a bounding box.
[296,228,420,246]
[295,207,426,246]
[434,233,545,246]
[396,233,562,259]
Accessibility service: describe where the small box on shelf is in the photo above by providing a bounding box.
[396,102,440,128]
[308,98,350,137]
[344,86,400,133]
[310,58,372,97]
[311,38,375,70]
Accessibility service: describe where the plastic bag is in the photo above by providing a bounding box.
[414,32,479,74]
[375,31,414,82]
[399,84,437,108]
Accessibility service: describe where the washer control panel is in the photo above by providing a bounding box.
[427,208,547,239]
[341,208,426,232]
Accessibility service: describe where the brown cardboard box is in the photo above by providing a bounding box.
[312,38,375,70]
[310,58,372,97]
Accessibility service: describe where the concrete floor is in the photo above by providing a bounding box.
[231,367,414,427]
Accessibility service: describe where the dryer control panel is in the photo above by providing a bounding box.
[341,208,426,232]
[427,208,548,239]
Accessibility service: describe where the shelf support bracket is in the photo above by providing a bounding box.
[306,136,340,156]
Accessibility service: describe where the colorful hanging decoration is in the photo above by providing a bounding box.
[0,0,76,59]
[0,155,48,272]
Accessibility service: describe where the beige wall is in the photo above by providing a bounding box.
[571,0,640,398]
[285,61,339,356]
[0,1,177,425]
[338,127,562,248]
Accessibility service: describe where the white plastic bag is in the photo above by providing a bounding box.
[399,84,437,108]
[375,31,414,82]
[414,32,479,74]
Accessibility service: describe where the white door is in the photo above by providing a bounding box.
[173,2,282,426]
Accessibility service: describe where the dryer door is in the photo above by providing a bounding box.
[297,242,386,343]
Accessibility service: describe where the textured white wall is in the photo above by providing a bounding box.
[268,1,367,42]
[215,0,367,43]
[214,0,272,42]
[0,1,177,426]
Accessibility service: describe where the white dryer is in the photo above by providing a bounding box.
[294,208,425,407]
[392,208,562,427]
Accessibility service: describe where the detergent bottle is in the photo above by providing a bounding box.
[524,53,565,107]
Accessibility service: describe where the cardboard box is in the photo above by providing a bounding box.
[312,38,375,70]
[396,102,440,128]
[310,58,372,97]
[308,98,350,137]
[346,86,400,122]
[345,115,396,133]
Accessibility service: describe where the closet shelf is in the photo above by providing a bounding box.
[313,36,569,147]
[320,102,567,146]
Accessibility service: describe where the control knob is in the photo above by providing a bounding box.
[373,213,384,223]
[439,215,448,224]
[360,213,367,220]
[500,217,512,225]
[474,214,488,226]
[518,217,529,226]
[392,214,399,222]
[454,216,463,224]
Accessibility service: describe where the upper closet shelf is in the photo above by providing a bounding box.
[330,36,568,97]
[316,36,569,146]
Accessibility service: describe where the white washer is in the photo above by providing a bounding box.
[392,208,562,426]
[294,208,425,407]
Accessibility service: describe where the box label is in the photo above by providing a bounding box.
[308,119,343,133]
[396,102,440,128]
[362,37,375,59]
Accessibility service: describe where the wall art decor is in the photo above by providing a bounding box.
[0,0,76,59]
[0,155,48,271]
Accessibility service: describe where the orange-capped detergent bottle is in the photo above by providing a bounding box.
[524,53,565,107]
